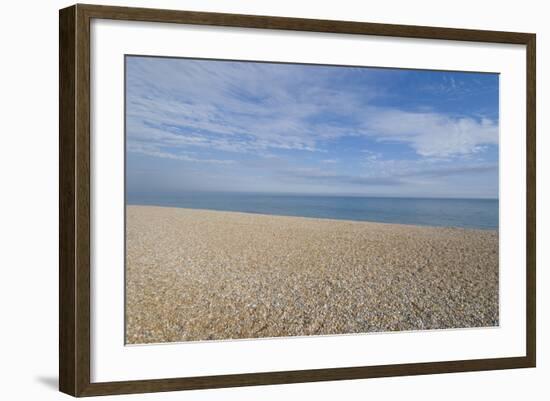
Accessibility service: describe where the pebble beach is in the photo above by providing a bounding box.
[125,205,499,344]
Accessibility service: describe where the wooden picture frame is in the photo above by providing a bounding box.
[59,3,536,397]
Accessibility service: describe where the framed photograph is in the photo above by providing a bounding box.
[59,4,536,397]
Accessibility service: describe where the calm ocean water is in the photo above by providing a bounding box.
[127,192,498,230]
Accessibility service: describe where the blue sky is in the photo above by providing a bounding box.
[126,56,499,199]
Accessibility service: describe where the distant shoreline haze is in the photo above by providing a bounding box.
[128,190,498,201]
[126,192,498,230]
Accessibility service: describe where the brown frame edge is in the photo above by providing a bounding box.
[59,3,536,397]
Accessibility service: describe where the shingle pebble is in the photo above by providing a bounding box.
[125,206,499,344]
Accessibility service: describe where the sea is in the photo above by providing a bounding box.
[127,192,498,230]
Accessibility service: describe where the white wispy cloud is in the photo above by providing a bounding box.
[127,57,497,162]
[361,109,498,157]
[128,142,234,164]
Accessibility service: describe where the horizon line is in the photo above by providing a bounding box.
[126,190,499,201]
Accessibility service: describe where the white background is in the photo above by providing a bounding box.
[0,0,546,400]
[91,19,526,382]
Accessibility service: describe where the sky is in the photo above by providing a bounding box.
[126,56,499,199]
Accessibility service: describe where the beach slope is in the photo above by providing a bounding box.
[126,205,498,344]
